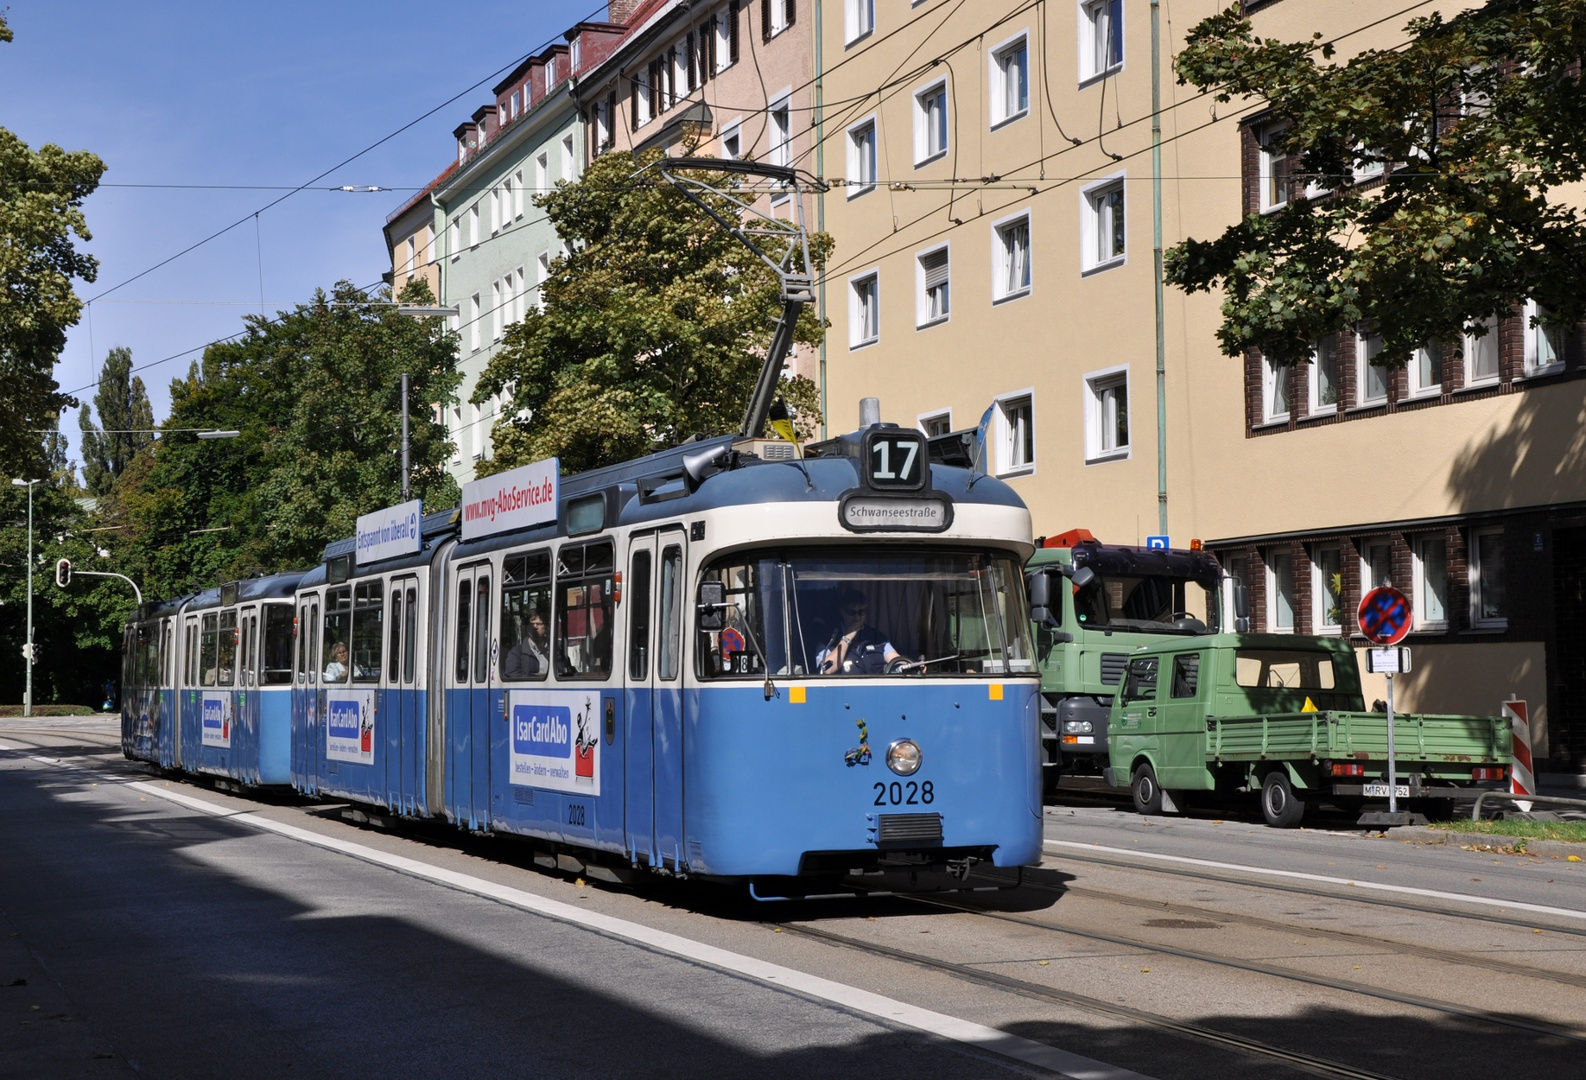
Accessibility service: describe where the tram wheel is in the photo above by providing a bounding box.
[1260,770,1306,828]
[1131,763,1163,815]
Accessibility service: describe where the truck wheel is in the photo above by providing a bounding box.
[1132,763,1163,815]
[1260,770,1305,828]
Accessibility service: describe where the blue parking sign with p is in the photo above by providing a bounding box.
[1145,535,1169,550]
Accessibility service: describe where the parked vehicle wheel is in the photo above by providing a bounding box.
[1260,770,1305,828]
[1132,762,1163,815]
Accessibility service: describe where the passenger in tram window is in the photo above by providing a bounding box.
[323,641,349,683]
[817,588,900,675]
[503,609,549,679]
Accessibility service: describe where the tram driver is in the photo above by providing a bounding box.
[323,641,349,683]
[503,609,549,679]
[818,588,901,675]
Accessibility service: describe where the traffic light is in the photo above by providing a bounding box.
[20,643,35,663]
[55,557,71,588]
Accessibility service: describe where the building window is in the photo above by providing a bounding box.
[1413,533,1449,629]
[490,188,500,233]
[849,272,879,348]
[634,67,652,128]
[514,266,526,323]
[1312,544,1342,632]
[1406,343,1442,397]
[914,81,947,164]
[769,99,792,173]
[513,170,525,217]
[990,34,1029,127]
[570,37,581,73]
[1081,176,1125,271]
[720,121,742,159]
[1258,124,1292,212]
[563,134,576,181]
[847,118,877,194]
[536,152,549,193]
[449,219,461,261]
[426,224,437,264]
[920,410,952,437]
[1524,299,1566,375]
[405,236,416,277]
[502,178,514,225]
[491,280,502,341]
[1084,366,1129,462]
[715,9,735,73]
[536,252,551,309]
[1266,549,1295,632]
[1261,355,1290,423]
[995,394,1035,475]
[594,100,610,151]
[1356,326,1389,405]
[1081,0,1123,82]
[846,0,874,43]
[766,0,794,38]
[916,246,950,327]
[469,204,480,248]
[1360,537,1394,593]
[1309,336,1339,414]
[994,214,1031,301]
[1465,316,1499,385]
[469,293,481,352]
[1469,527,1507,628]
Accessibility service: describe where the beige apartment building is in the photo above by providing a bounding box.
[817,0,1586,773]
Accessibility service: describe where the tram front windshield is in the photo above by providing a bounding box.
[700,548,1033,678]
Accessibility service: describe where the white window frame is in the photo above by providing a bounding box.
[490,187,500,234]
[1523,298,1566,376]
[992,211,1032,302]
[714,14,732,73]
[1257,123,1291,213]
[1311,543,1343,634]
[1356,326,1389,406]
[502,177,514,225]
[720,118,743,159]
[1406,343,1442,398]
[1266,549,1296,633]
[514,266,526,323]
[536,251,551,310]
[919,409,953,437]
[635,68,653,128]
[1464,316,1500,386]
[469,293,481,352]
[1308,337,1339,415]
[1359,536,1395,595]
[535,152,549,193]
[469,204,480,248]
[570,37,581,73]
[426,224,437,265]
[1080,172,1126,273]
[1468,526,1508,629]
[1260,354,1290,423]
[1412,533,1450,631]
[846,0,875,44]
[915,244,951,328]
[994,391,1036,477]
[491,279,502,341]
[1083,364,1130,464]
[913,79,948,165]
[594,100,610,151]
[769,0,790,36]
[405,236,416,277]
[989,31,1030,128]
[848,270,879,348]
[846,116,877,196]
[1078,0,1123,84]
[449,218,461,261]
[562,134,576,182]
[546,55,557,86]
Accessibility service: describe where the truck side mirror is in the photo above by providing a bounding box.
[697,580,726,632]
[1232,582,1250,634]
[1026,571,1072,642]
[1068,565,1096,589]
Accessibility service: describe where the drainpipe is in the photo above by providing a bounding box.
[1151,0,1168,537]
[815,0,828,439]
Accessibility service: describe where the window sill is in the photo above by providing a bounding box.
[1469,618,1509,632]
[846,184,875,200]
[845,30,873,48]
[1259,202,1288,215]
[1453,379,1500,395]
[992,288,1031,306]
[916,315,950,331]
[997,465,1035,480]
[1081,256,1125,277]
[1299,406,1338,421]
[1517,363,1567,382]
[1085,448,1130,466]
[989,109,1029,133]
[1402,387,1442,402]
[1345,401,1388,415]
[1252,416,1291,431]
[914,149,947,169]
[1414,622,1450,634]
[1077,64,1123,91]
[849,337,878,352]
[1313,625,1343,636]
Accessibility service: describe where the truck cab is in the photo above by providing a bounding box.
[1025,529,1224,794]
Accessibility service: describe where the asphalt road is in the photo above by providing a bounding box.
[4,718,1584,1080]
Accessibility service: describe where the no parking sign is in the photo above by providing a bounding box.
[1357,586,1411,645]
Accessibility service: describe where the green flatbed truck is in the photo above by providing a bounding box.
[1101,633,1511,827]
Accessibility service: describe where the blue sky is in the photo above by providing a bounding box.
[2,1,601,473]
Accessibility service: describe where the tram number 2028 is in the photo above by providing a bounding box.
[873,780,934,806]
[566,802,586,827]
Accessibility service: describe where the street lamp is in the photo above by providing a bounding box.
[11,478,41,717]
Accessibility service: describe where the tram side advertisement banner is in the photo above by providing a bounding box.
[461,456,559,542]
[508,690,600,797]
[326,689,376,765]
[201,692,233,748]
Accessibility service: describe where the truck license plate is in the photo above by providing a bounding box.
[1362,783,1410,798]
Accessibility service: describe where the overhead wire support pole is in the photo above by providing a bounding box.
[640,157,826,440]
[1151,0,1169,537]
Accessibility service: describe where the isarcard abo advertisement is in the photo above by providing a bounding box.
[508,690,600,796]
[201,692,232,748]
[326,688,376,765]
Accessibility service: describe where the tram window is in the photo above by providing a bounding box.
[161,624,171,685]
[455,585,472,682]
[403,586,417,684]
[1121,657,1160,704]
[261,606,294,685]
[308,603,319,684]
[658,546,682,680]
[389,589,403,683]
[473,575,492,684]
[352,582,384,682]
[323,587,351,684]
[297,606,308,683]
[555,540,614,679]
[239,613,253,686]
[186,621,198,686]
[502,553,551,682]
[217,610,238,686]
[200,613,219,687]
[627,550,653,680]
[697,558,775,677]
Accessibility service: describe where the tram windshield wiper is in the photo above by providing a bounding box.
[738,617,777,700]
[890,654,961,675]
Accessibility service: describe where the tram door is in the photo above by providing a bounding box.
[450,563,494,829]
[624,530,687,868]
[385,576,421,814]
[294,592,320,793]
[179,613,199,769]
[237,604,259,781]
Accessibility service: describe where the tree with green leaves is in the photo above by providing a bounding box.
[1166,0,1586,369]
[79,346,155,497]
[0,13,105,478]
[119,280,461,599]
[472,148,827,476]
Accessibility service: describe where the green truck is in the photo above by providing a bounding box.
[1024,530,1227,796]
[1100,632,1511,827]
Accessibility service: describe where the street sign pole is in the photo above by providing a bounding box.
[1357,586,1415,826]
[1386,669,1397,815]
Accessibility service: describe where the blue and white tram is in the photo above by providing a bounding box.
[284,424,1042,891]
[121,573,303,785]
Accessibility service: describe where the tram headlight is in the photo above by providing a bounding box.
[886,738,922,776]
[1062,720,1094,734]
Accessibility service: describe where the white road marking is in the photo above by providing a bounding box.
[0,743,1152,1080]
[1045,839,1586,922]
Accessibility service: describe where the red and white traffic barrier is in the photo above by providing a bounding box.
[1504,699,1534,813]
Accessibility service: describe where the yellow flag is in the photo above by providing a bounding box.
[768,395,799,446]
[1301,696,1319,713]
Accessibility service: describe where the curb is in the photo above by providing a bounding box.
[1387,825,1586,860]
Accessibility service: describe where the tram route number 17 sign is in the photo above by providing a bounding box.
[1357,586,1412,646]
